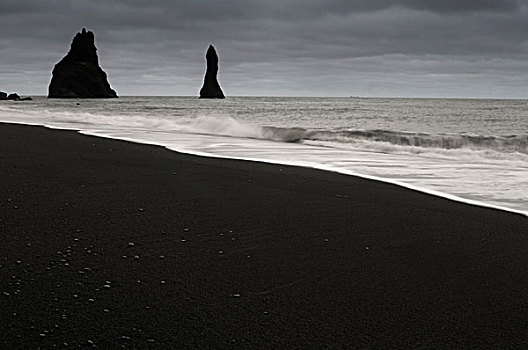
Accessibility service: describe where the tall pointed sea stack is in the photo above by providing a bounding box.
[48,28,117,98]
[199,45,225,99]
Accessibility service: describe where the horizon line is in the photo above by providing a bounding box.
[13,94,528,101]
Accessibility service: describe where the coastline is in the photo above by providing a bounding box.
[1,96,526,216]
[1,123,527,348]
[0,97,528,217]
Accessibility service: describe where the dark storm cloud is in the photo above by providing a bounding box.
[0,0,527,97]
[402,0,520,13]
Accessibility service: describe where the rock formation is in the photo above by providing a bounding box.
[0,92,31,101]
[199,45,225,99]
[48,28,117,98]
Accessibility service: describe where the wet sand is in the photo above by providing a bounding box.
[1,123,527,349]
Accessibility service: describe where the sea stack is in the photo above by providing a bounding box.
[48,28,117,98]
[199,45,225,99]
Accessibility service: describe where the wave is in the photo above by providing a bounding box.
[173,117,527,159]
[179,116,527,155]
[305,129,528,155]
[1,104,526,156]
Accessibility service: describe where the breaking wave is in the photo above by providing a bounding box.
[1,104,526,156]
[177,116,527,155]
[305,129,528,155]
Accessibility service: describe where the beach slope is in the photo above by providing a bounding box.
[0,123,526,348]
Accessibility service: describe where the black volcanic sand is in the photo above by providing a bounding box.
[1,123,527,349]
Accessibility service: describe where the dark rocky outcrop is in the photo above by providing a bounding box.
[0,92,31,101]
[199,45,225,99]
[7,93,20,101]
[48,28,117,98]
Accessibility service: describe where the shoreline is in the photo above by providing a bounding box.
[152,146,528,218]
[1,123,527,348]
[3,120,527,217]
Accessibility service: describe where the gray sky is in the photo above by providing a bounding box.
[1,0,527,98]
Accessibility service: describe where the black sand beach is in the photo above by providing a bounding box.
[1,123,527,349]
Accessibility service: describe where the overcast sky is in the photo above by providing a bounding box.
[1,0,527,98]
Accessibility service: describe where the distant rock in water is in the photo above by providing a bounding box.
[0,92,31,101]
[199,45,225,99]
[7,93,20,100]
[48,28,117,98]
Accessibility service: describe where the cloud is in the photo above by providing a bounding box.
[401,0,520,13]
[0,0,527,97]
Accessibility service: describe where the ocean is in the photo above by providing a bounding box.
[0,96,526,215]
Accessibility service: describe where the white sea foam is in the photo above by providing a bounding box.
[178,115,264,139]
